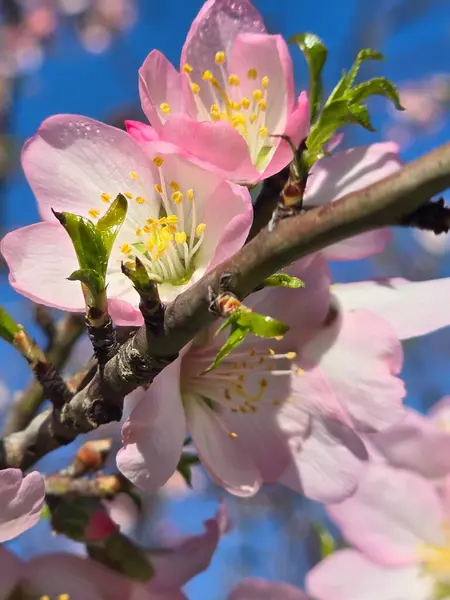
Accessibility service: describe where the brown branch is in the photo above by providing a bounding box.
[2,141,450,470]
[3,313,85,435]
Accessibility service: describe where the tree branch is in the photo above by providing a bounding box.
[2,141,450,470]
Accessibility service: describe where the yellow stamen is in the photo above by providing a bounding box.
[215,51,226,64]
[166,215,178,224]
[172,191,183,204]
[268,349,275,355]
[202,70,214,81]
[190,82,200,94]
[258,99,267,111]
[120,243,132,254]
[183,63,193,74]
[241,96,250,110]
[252,89,263,101]
[153,156,164,167]
[296,368,305,375]
[154,183,162,194]
[228,74,240,86]
[187,188,194,201]
[260,378,268,388]
[100,192,111,203]
[259,126,269,138]
[286,352,297,360]
[130,171,138,180]
[228,432,238,439]
[169,181,180,192]
[175,232,187,244]
[261,75,269,88]
[272,400,281,406]
[160,102,171,114]
[196,223,206,236]
[143,225,152,233]
[88,208,100,219]
[135,227,142,236]
[249,113,258,124]
[146,218,155,225]
[59,595,70,600]
[248,68,258,80]
[135,196,145,204]
[124,191,133,199]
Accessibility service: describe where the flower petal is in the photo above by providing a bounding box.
[229,578,307,600]
[181,0,265,72]
[147,504,228,593]
[305,143,400,260]
[22,114,156,221]
[159,114,257,182]
[125,120,160,142]
[139,50,184,128]
[367,407,450,478]
[306,550,431,600]
[117,360,186,492]
[0,469,45,542]
[0,547,22,597]
[301,306,405,432]
[333,277,450,340]
[2,222,84,311]
[328,465,446,565]
[186,398,261,497]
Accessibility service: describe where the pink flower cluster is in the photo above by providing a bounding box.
[1,1,450,597]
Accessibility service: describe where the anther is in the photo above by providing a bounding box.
[160,102,171,114]
[215,51,226,64]
[100,192,111,203]
[153,156,164,167]
[88,208,100,219]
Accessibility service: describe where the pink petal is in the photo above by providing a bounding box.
[186,399,261,497]
[159,114,257,182]
[228,32,295,129]
[126,120,161,142]
[228,578,307,600]
[117,360,186,492]
[201,180,253,272]
[22,114,155,221]
[181,0,265,73]
[0,548,22,597]
[262,92,310,180]
[306,549,431,600]
[367,407,450,478]
[139,50,184,128]
[334,277,450,340]
[429,396,450,428]
[0,469,45,542]
[305,142,401,207]
[108,298,143,327]
[301,307,405,432]
[278,365,367,503]
[147,504,228,593]
[305,143,401,260]
[328,465,446,565]
[2,222,85,311]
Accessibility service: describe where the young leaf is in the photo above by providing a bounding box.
[349,77,404,111]
[54,211,107,276]
[290,33,327,123]
[68,268,105,297]
[264,273,305,289]
[234,312,289,338]
[347,49,384,88]
[96,193,128,254]
[205,326,249,373]
[0,307,20,344]
[312,523,337,559]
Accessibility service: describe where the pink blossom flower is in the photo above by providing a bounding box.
[0,547,184,599]
[307,464,450,600]
[117,254,414,503]
[1,115,252,326]
[227,578,307,599]
[126,0,310,183]
[0,468,45,542]
[144,503,228,595]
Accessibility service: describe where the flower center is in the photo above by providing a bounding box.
[420,524,450,596]
[164,51,272,169]
[182,345,299,439]
[88,158,206,286]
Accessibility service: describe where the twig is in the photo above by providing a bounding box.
[2,313,85,435]
[2,141,450,470]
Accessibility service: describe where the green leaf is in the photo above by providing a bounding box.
[55,211,108,276]
[255,145,273,170]
[347,103,375,131]
[0,307,20,344]
[68,268,105,297]
[177,452,200,487]
[96,193,128,254]
[121,256,153,291]
[264,273,305,289]
[234,312,289,338]
[290,33,327,123]
[312,523,336,559]
[349,77,404,111]
[205,326,249,373]
[347,49,384,88]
